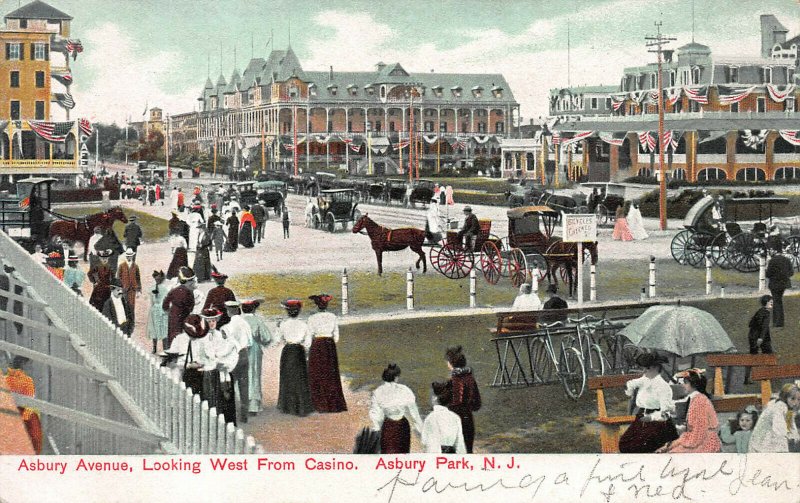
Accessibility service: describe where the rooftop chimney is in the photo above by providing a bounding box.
[329,66,334,81]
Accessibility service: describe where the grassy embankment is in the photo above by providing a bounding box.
[55,206,170,242]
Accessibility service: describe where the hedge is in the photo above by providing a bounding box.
[52,186,120,203]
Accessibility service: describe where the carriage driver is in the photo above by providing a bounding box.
[458,206,480,252]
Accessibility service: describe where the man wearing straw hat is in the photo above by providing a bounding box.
[118,248,142,327]
[102,280,134,336]
[63,251,85,295]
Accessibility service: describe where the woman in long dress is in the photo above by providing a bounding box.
[166,231,189,280]
[612,204,634,241]
[512,283,542,310]
[276,299,314,417]
[626,203,649,240]
[369,364,424,454]
[224,212,239,252]
[307,294,347,413]
[146,270,170,353]
[658,368,721,453]
[192,224,213,283]
[748,383,800,452]
[446,346,481,453]
[238,207,256,248]
[241,299,273,415]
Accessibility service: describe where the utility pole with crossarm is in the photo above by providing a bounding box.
[646,21,676,231]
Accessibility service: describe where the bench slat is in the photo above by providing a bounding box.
[712,395,762,413]
[597,415,636,425]
[750,364,800,381]
[706,354,778,367]
[588,373,640,390]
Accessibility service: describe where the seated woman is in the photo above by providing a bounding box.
[657,369,721,453]
[619,353,678,453]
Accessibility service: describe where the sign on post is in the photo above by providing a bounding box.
[562,214,598,306]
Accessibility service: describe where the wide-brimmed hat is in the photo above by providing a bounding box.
[463,206,472,213]
[183,314,208,339]
[109,278,123,290]
[281,299,302,310]
[178,266,196,283]
[224,300,241,310]
[241,299,263,313]
[636,352,668,369]
[309,294,333,309]
[124,248,136,257]
[46,251,62,260]
[67,252,79,262]
[210,271,228,281]
[200,307,222,320]
[129,215,138,221]
[97,249,113,258]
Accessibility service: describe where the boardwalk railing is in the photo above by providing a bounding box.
[0,230,261,454]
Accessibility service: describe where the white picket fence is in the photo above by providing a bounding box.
[0,231,261,454]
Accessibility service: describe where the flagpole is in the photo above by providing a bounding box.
[293,106,298,176]
[408,91,413,183]
[95,127,99,170]
[125,117,129,165]
[437,137,440,174]
[213,139,217,177]
[261,125,265,173]
[166,114,171,182]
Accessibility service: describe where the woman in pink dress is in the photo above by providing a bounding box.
[657,369,721,454]
[612,204,633,241]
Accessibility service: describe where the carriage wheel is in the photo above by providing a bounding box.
[429,245,445,275]
[507,248,529,287]
[326,213,336,233]
[595,204,609,226]
[479,240,503,285]
[438,242,474,279]
[684,231,712,268]
[670,230,692,265]
[785,236,800,272]
[709,232,731,269]
[727,233,760,273]
[312,214,321,230]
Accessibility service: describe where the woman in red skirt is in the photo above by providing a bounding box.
[369,364,424,454]
[446,346,482,453]
[307,294,347,413]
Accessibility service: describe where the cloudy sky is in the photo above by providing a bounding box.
[7,0,797,125]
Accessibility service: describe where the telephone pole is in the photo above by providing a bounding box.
[646,21,676,231]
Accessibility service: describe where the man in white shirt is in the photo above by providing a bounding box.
[223,300,253,423]
[422,381,467,454]
[87,227,103,268]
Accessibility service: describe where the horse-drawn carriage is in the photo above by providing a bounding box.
[310,189,361,233]
[0,177,57,250]
[583,182,626,226]
[671,194,799,272]
[236,181,259,207]
[254,180,286,215]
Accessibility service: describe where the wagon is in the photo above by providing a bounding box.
[428,219,509,283]
[310,189,361,232]
[0,177,57,251]
[236,181,259,207]
[671,194,794,272]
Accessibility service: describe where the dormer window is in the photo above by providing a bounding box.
[472,86,483,98]
[433,86,443,98]
[288,85,299,98]
[669,71,676,87]
[348,84,358,97]
[650,73,657,89]
[451,86,462,98]
[761,67,772,84]
[365,86,374,96]
[309,84,317,97]
[691,67,701,85]
[492,86,503,99]
[328,84,338,96]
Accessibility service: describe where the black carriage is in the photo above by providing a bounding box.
[583,182,626,226]
[383,179,409,205]
[671,194,794,272]
[254,180,286,215]
[236,182,259,207]
[311,189,361,232]
[0,177,56,251]
[408,179,436,207]
[367,180,386,202]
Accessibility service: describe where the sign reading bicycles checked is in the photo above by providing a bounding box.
[563,214,597,242]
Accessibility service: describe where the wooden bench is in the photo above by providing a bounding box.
[588,373,640,453]
[751,364,800,406]
[491,311,540,336]
[705,353,778,412]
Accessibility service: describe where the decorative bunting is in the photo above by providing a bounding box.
[551,131,561,145]
[422,134,438,144]
[561,131,593,146]
[683,86,708,105]
[717,85,757,105]
[599,132,625,147]
[473,134,491,144]
[78,118,93,139]
[638,131,656,152]
[27,120,74,143]
[54,93,75,110]
[349,143,362,153]
[610,95,626,111]
[394,140,410,150]
[661,131,681,152]
[778,130,800,146]
[65,39,84,61]
[766,84,796,103]
[51,70,72,87]
[665,88,682,107]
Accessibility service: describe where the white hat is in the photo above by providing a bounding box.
[124,248,136,257]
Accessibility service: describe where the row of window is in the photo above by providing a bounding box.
[8,70,46,88]
[7,100,46,120]
[620,96,798,115]
[4,42,49,61]
[276,120,504,134]
[309,83,504,100]
[684,167,800,182]
[554,96,612,112]
[624,66,789,91]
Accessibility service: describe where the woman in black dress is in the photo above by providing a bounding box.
[276,299,314,417]
[224,212,239,252]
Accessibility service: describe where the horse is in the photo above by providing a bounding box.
[544,240,599,298]
[351,214,427,275]
[48,207,128,261]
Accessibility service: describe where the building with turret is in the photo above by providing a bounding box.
[543,14,799,184]
[170,46,520,175]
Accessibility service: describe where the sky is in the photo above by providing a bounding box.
[4,0,797,125]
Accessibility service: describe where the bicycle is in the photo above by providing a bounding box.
[528,321,587,400]
[568,315,612,377]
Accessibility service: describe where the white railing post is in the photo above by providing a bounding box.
[341,268,349,315]
[208,406,218,454]
[225,423,236,453]
[200,401,210,454]
[705,253,712,296]
[191,394,201,454]
[406,267,414,310]
[531,268,539,295]
[758,255,767,292]
[640,287,646,303]
[216,415,227,453]
[469,269,476,308]
[246,435,257,454]
[589,264,597,302]
[234,429,245,454]
[648,256,656,298]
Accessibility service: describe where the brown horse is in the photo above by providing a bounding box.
[544,240,599,298]
[351,214,427,275]
[48,207,128,261]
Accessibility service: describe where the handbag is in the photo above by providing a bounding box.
[181,342,203,395]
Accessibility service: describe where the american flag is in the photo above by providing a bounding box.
[610,96,625,111]
[18,197,30,208]
[561,131,593,147]
[718,85,756,105]
[28,121,74,143]
[349,143,361,153]
[394,140,410,150]
[455,139,467,150]
[79,118,93,138]
[66,39,83,60]
[778,130,800,147]
[683,86,708,105]
[55,93,75,109]
[552,131,561,145]
[638,131,656,152]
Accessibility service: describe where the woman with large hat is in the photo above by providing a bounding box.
[197,307,239,425]
[369,363,424,454]
[276,299,314,417]
[618,352,678,453]
[238,206,256,249]
[657,368,721,454]
[307,294,347,413]
[445,346,482,453]
[192,220,213,283]
[241,299,273,415]
[166,228,189,280]
[146,270,170,354]
[89,249,114,312]
[161,313,208,382]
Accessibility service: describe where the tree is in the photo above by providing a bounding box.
[138,130,165,162]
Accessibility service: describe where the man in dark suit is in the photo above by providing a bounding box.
[123,215,143,253]
[765,238,793,327]
[457,206,480,252]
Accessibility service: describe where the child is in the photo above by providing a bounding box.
[748,383,800,452]
[282,205,290,239]
[211,221,225,261]
[719,406,758,453]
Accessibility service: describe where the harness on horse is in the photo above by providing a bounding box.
[42,206,90,227]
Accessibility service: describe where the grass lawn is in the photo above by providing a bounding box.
[56,206,170,242]
[337,296,800,454]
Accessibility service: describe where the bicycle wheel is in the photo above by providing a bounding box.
[529,337,553,384]
[587,344,608,377]
[559,346,586,400]
[597,334,622,373]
